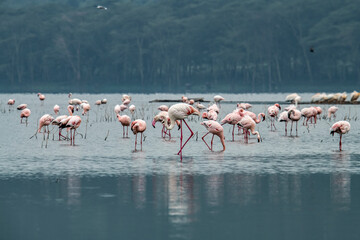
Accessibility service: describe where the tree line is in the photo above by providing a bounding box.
[1,0,359,93]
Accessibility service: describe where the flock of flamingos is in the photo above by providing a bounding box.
[6,91,359,157]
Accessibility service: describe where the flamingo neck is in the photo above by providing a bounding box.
[68,107,73,116]
[164,116,176,130]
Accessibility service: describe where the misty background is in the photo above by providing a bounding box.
[1,0,359,93]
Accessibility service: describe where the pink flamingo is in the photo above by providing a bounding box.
[17,104,27,110]
[152,111,180,139]
[162,103,200,156]
[122,94,131,102]
[129,105,136,114]
[81,103,91,115]
[237,115,262,143]
[201,120,225,151]
[114,105,121,114]
[330,121,350,151]
[301,107,315,126]
[221,109,243,141]
[278,111,290,135]
[328,106,338,120]
[20,108,31,125]
[52,105,74,140]
[95,100,101,106]
[181,96,188,103]
[207,104,220,114]
[288,109,301,135]
[131,119,147,150]
[158,105,169,111]
[214,95,224,107]
[37,93,45,101]
[123,99,131,105]
[120,104,127,112]
[268,103,281,130]
[59,115,81,145]
[188,99,195,105]
[117,114,131,138]
[53,105,60,115]
[7,99,15,105]
[315,106,322,119]
[202,109,218,121]
[38,114,54,133]
[237,103,252,110]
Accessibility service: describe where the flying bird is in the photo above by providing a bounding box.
[97,5,108,10]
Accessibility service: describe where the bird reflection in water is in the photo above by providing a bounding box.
[330,152,351,211]
[67,175,81,206]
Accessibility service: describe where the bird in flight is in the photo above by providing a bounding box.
[97,5,108,10]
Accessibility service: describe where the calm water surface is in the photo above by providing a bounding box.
[1,93,360,239]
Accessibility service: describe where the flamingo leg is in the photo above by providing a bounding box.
[232,125,235,141]
[141,132,143,150]
[202,132,211,150]
[290,121,293,135]
[73,129,76,145]
[339,134,342,151]
[168,130,171,140]
[123,126,125,138]
[178,120,183,155]
[177,119,194,155]
[211,134,214,151]
[135,133,137,150]
[70,129,73,145]
[285,122,287,135]
[127,126,129,138]
[296,121,298,136]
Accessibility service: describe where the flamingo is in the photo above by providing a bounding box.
[158,105,169,111]
[152,111,180,139]
[315,106,322,120]
[54,105,60,115]
[162,103,200,156]
[237,115,261,143]
[7,99,15,105]
[17,104,27,110]
[330,121,350,151]
[188,99,195,105]
[52,105,74,140]
[181,96,188,103]
[237,103,252,110]
[278,111,290,135]
[114,104,121,114]
[101,99,107,104]
[20,108,31,125]
[221,109,243,141]
[244,111,265,123]
[267,103,281,130]
[117,114,131,138]
[129,105,136,114]
[37,93,45,101]
[196,102,206,111]
[285,93,301,105]
[201,120,225,151]
[207,104,220,114]
[123,99,131,105]
[59,114,81,146]
[214,95,224,107]
[301,107,314,126]
[38,114,54,133]
[288,109,301,135]
[95,100,102,105]
[131,119,146,150]
[122,94,131,102]
[119,104,127,112]
[328,106,338,120]
[81,103,91,115]
[202,109,218,121]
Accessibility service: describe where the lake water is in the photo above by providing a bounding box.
[1,93,360,239]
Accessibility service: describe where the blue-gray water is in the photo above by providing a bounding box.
[1,93,360,239]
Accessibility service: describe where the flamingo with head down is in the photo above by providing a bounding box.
[201,120,225,151]
[330,121,350,151]
[131,119,146,150]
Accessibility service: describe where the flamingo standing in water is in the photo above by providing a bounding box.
[17,104,27,110]
[53,105,60,115]
[330,121,350,151]
[117,114,131,138]
[38,114,54,133]
[37,93,45,101]
[278,111,290,135]
[221,109,243,141]
[20,108,31,125]
[59,114,81,146]
[202,109,218,121]
[152,111,180,140]
[162,103,200,156]
[288,109,301,135]
[129,105,136,114]
[328,106,338,120]
[8,99,15,105]
[237,115,262,143]
[201,120,225,151]
[158,105,169,111]
[131,119,146,150]
[214,95,224,107]
[52,105,74,140]
[267,103,281,130]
